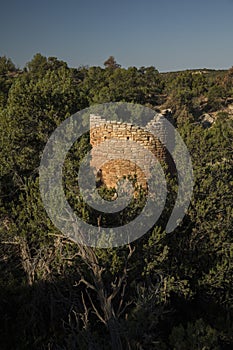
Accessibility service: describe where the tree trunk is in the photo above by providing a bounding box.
[107,317,123,350]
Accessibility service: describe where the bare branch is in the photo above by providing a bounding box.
[86,290,106,325]
[117,300,134,318]
[74,278,97,293]
[1,241,20,245]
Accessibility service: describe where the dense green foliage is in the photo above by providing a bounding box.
[0,54,232,349]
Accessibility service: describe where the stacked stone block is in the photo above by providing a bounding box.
[90,112,174,189]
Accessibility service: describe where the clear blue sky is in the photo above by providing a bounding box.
[1,0,233,72]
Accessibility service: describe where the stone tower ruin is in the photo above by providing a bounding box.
[90,110,175,190]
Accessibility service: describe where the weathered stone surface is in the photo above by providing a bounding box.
[90,113,174,189]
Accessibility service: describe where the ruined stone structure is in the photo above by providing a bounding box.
[90,111,174,190]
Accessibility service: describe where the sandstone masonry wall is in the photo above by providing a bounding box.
[90,112,174,189]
